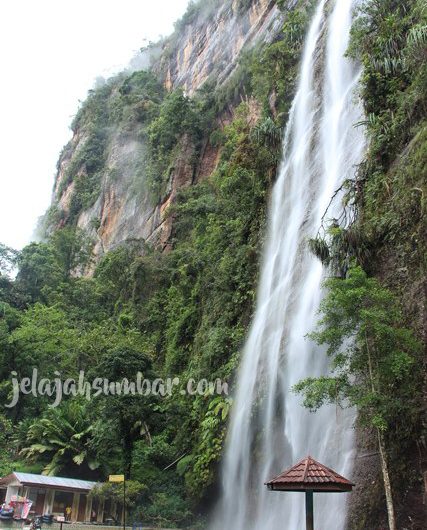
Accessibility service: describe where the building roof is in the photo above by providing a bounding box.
[0,473,96,493]
[265,456,354,493]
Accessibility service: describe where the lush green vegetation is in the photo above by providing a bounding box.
[295,268,421,432]
[61,83,113,221]
[295,266,422,530]
[1,0,425,528]
[305,1,426,528]
[349,0,426,251]
[144,89,205,198]
[0,101,276,522]
[0,0,312,522]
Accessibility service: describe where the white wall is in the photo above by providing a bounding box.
[5,486,19,504]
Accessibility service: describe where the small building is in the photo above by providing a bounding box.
[0,472,104,523]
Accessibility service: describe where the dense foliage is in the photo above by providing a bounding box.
[0,1,315,524]
[1,0,425,528]
[295,267,421,433]
[295,266,423,529]
[305,1,426,528]
[0,108,275,522]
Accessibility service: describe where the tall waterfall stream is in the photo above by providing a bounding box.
[212,0,365,528]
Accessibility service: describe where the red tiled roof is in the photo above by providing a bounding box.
[265,456,354,492]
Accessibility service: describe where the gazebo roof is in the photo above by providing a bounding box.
[265,456,354,493]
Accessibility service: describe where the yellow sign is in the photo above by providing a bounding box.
[109,474,125,483]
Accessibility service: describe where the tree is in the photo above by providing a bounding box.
[0,243,18,276]
[294,266,422,530]
[95,347,156,476]
[20,400,102,477]
[16,242,62,303]
[0,301,21,393]
[89,480,147,510]
[0,414,16,476]
[16,229,93,304]
[9,304,78,378]
[49,227,93,278]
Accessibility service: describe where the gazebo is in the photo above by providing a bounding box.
[265,456,354,530]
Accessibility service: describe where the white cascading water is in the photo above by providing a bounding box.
[211,1,365,529]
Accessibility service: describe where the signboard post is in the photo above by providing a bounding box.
[109,475,126,530]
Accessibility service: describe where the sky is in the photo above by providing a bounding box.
[0,0,189,250]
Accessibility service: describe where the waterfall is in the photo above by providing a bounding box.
[211,1,365,529]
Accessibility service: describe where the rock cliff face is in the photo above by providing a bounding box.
[49,0,286,264]
[158,0,285,95]
[56,127,196,262]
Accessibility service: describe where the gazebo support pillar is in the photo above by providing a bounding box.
[305,490,314,530]
[265,456,354,530]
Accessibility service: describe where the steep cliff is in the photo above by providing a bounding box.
[157,0,285,94]
[44,0,289,264]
